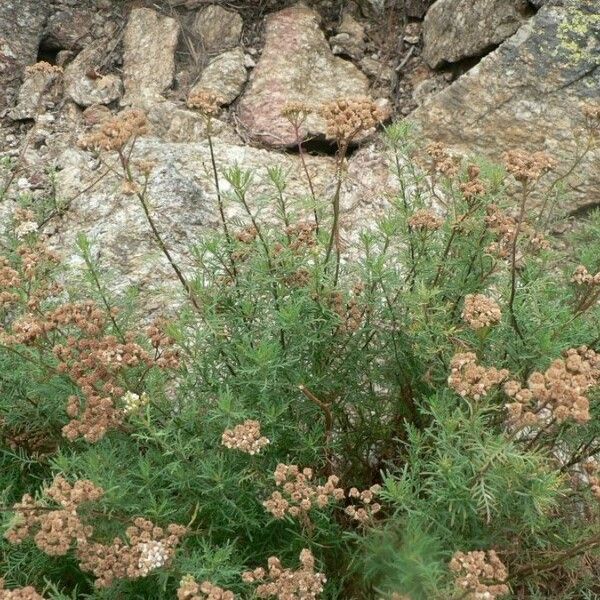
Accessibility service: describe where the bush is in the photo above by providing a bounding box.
[0,102,599,599]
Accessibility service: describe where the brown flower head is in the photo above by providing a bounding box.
[449,550,509,600]
[408,209,443,231]
[448,353,509,401]
[319,97,384,143]
[79,109,148,152]
[503,149,555,182]
[462,294,502,330]
[221,420,270,455]
[504,346,599,428]
[187,90,222,115]
[242,549,326,599]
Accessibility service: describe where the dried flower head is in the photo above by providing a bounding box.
[408,209,443,231]
[0,579,47,600]
[319,97,384,143]
[221,420,270,455]
[344,484,382,524]
[426,142,459,177]
[187,90,222,115]
[177,576,235,600]
[448,353,509,401]
[503,149,555,182]
[5,476,103,556]
[25,61,63,76]
[263,465,344,519]
[571,265,600,286]
[504,346,599,428]
[77,518,186,588]
[462,294,502,330]
[449,550,509,600]
[281,101,312,127]
[242,549,326,599]
[79,109,148,152]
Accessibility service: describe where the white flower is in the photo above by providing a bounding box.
[137,540,169,575]
[121,391,149,414]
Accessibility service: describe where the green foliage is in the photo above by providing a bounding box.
[0,121,599,599]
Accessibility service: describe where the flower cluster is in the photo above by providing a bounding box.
[448,353,509,401]
[485,204,549,258]
[285,221,318,253]
[5,476,103,556]
[344,485,382,524]
[263,465,345,519]
[79,109,148,152]
[425,142,459,177]
[25,61,63,76]
[460,164,486,201]
[177,576,235,600]
[330,288,364,333]
[0,257,20,307]
[0,580,46,600]
[121,391,150,414]
[462,294,502,330]
[319,97,384,143]
[408,208,443,231]
[242,549,326,599]
[281,101,311,127]
[502,149,554,183]
[504,346,599,427]
[571,265,600,286]
[187,90,223,115]
[77,518,186,588]
[221,420,270,455]
[449,550,509,600]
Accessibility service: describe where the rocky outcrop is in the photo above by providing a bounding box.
[237,4,371,147]
[413,0,600,207]
[51,137,395,299]
[122,8,180,106]
[192,5,243,54]
[64,40,122,107]
[404,0,436,18]
[423,0,531,68]
[189,48,247,106]
[0,0,49,115]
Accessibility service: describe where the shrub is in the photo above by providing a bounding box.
[0,104,598,599]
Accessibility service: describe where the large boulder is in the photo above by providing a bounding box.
[49,136,395,300]
[0,0,49,115]
[122,8,180,106]
[189,48,247,106]
[412,0,600,209]
[237,3,371,147]
[192,5,243,54]
[423,0,531,68]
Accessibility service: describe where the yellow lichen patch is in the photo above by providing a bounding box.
[555,8,600,64]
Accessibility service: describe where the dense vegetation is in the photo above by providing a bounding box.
[0,99,599,599]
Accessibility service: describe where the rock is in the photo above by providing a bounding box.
[404,0,435,18]
[190,48,247,105]
[42,8,95,51]
[359,57,394,82]
[51,133,396,297]
[82,104,112,126]
[9,63,64,121]
[146,100,241,144]
[237,4,371,147]
[330,14,366,59]
[423,0,531,68]
[122,8,180,106]
[193,5,243,54]
[0,0,50,114]
[411,0,600,208]
[403,22,422,45]
[64,40,122,106]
